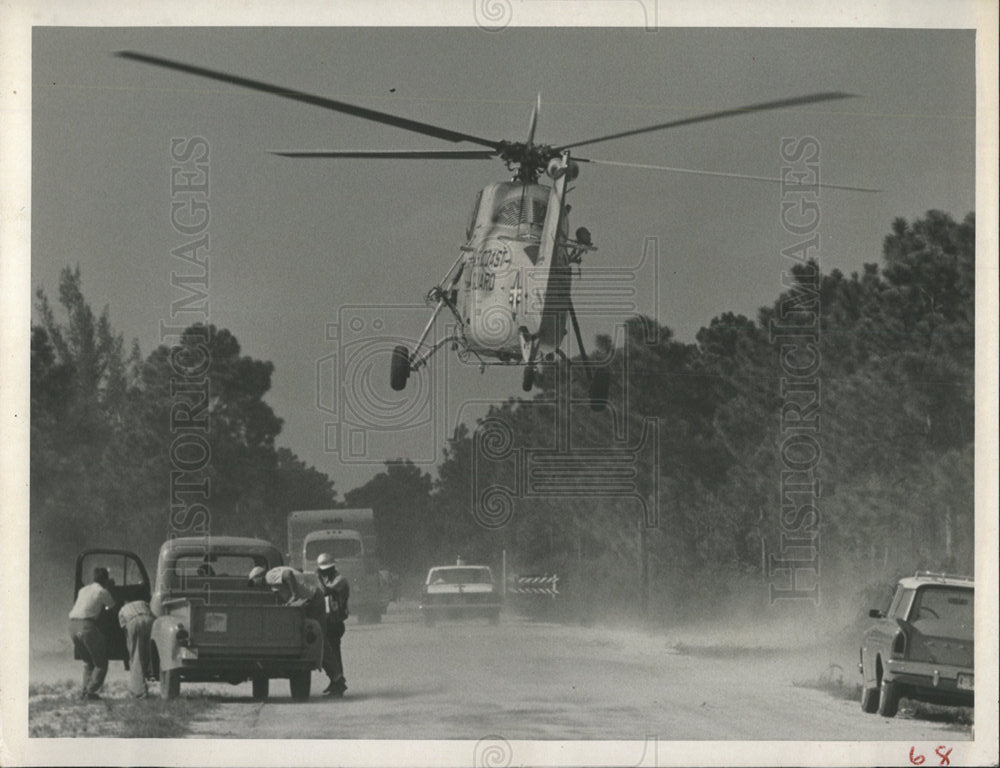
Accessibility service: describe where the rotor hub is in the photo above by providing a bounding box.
[497,141,557,182]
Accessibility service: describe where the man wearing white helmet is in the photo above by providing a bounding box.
[316,552,350,697]
[248,564,341,694]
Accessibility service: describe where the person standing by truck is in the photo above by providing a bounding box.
[68,566,116,700]
[316,553,350,697]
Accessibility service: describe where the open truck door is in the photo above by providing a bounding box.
[74,549,151,663]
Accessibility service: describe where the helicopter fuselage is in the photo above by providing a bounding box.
[454,179,573,364]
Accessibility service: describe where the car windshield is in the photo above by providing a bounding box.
[909,585,973,627]
[428,567,492,585]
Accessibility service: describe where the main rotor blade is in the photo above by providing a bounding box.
[115,50,502,150]
[271,149,498,159]
[577,157,881,192]
[558,92,857,151]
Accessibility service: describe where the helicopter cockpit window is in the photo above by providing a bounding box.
[492,194,548,229]
[494,198,527,227]
[488,185,550,232]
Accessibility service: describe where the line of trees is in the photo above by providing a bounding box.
[346,210,975,618]
[31,210,974,621]
[30,268,336,572]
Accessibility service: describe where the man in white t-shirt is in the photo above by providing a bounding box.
[68,566,116,699]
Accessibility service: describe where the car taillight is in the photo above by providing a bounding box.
[891,630,907,659]
[176,626,189,646]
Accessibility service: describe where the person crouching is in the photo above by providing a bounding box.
[118,599,155,698]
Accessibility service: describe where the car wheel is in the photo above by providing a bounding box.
[252,674,269,700]
[877,679,900,717]
[160,668,180,700]
[860,683,879,713]
[289,670,311,701]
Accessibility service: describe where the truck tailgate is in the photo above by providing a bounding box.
[190,603,305,653]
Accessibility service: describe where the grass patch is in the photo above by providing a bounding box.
[28,679,78,698]
[29,679,217,738]
[792,663,861,703]
[904,701,974,729]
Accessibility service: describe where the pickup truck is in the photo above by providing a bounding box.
[75,537,324,700]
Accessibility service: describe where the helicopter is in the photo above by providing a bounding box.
[117,51,875,408]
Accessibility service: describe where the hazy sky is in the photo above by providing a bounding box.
[30,26,976,494]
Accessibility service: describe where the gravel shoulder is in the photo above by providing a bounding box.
[28,604,974,742]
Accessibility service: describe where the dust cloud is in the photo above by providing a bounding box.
[524,561,893,693]
[28,542,920,699]
[30,551,83,686]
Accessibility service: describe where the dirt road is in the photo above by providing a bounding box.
[53,603,962,741]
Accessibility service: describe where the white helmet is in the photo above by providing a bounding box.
[316,553,337,572]
[247,566,266,585]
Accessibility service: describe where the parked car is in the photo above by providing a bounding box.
[75,537,325,701]
[420,562,502,626]
[859,571,974,717]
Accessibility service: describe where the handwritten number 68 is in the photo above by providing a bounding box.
[909,746,952,766]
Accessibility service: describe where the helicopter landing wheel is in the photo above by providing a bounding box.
[589,367,610,411]
[522,365,535,392]
[390,345,411,391]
